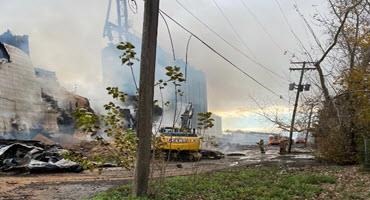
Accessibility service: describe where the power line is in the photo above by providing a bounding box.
[292,2,325,53]
[184,34,192,103]
[211,0,256,58]
[239,0,284,53]
[175,0,288,82]
[159,9,286,101]
[273,0,312,58]
[184,34,192,80]
[239,0,297,81]
[159,11,176,61]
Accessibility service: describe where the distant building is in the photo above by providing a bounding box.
[101,38,140,95]
[177,61,208,128]
[101,32,208,129]
[101,0,208,129]
[0,30,29,55]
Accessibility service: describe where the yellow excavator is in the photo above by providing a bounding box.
[157,103,202,161]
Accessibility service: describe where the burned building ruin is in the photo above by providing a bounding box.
[0,43,42,139]
[0,30,29,55]
[0,31,93,141]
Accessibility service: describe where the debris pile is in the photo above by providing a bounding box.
[0,140,82,173]
[67,140,119,167]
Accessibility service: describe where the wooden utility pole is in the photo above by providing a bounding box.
[288,61,316,153]
[134,0,160,196]
[305,104,314,147]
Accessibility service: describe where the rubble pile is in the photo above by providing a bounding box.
[0,140,82,173]
[68,140,119,167]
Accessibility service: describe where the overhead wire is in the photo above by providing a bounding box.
[274,0,321,99]
[211,0,256,59]
[292,1,349,97]
[239,0,284,53]
[159,9,287,101]
[184,34,192,81]
[239,0,292,82]
[159,11,176,61]
[292,1,325,53]
[273,0,313,60]
[175,0,289,83]
[158,11,187,126]
[184,34,192,103]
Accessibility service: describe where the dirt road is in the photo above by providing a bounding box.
[0,159,234,200]
[0,146,316,200]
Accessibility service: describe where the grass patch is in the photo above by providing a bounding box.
[92,166,335,200]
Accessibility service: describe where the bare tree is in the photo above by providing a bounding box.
[311,0,369,164]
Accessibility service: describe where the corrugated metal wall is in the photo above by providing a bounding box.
[0,44,42,133]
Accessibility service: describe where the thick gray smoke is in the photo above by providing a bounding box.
[217,131,271,152]
[0,0,326,132]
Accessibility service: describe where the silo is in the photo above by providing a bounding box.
[0,43,42,136]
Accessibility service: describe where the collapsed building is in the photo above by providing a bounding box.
[35,68,93,135]
[0,43,42,139]
[0,31,93,141]
[0,30,29,55]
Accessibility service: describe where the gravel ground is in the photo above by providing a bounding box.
[0,145,317,200]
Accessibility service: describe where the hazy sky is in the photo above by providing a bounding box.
[0,0,327,132]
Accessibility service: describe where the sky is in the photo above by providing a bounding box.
[0,0,328,132]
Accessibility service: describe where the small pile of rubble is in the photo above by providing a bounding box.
[0,139,82,173]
